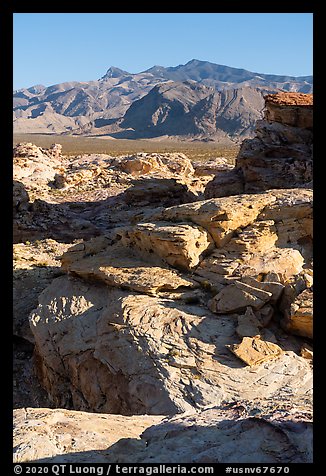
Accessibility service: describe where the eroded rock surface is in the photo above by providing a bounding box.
[13,407,162,463]
[227,336,283,366]
[13,239,71,342]
[63,240,198,295]
[281,288,313,339]
[264,92,313,128]
[13,147,228,243]
[29,186,313,417]
[13,403,312,463]
[13,102,313,463]
[205,92,313,196]
[13,143,65,192]
[13,239,73,409]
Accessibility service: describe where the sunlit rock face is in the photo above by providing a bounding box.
[205,92,313,197]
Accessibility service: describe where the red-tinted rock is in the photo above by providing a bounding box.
[264,93,313,129]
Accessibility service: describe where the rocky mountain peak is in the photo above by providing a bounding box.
[143,65,166,75]
[100,66,130,80]
[13,60,313,138]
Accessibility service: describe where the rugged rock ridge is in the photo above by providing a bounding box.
[118,82,273,141]
[205,92,313,196]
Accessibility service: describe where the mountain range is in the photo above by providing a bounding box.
[13,59,313,142]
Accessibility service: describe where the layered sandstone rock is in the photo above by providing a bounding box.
[13,238,74,409]
[13,147,229,242]
[30,273,312,414]
[122,178,198,207]
[281,288,313,339]
[14,130,313,463]
[29,188,313,416]
[205,92,313,196]
[118,222,215,271]
[205,168,244,198]
[63,240,198,295]
[150,192,276,247]
[227,336,283,366]
[192,157,234,177]
[13,239,72,342]
[13,143,65,191]
[52,152,212,198]
[13,403,312,463]
[115,152,195,177]
[13,407,162,463]
[264,92,313,129]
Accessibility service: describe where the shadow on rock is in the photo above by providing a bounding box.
[13,177,200,244]
[28,407,313,463]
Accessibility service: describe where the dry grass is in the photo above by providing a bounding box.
[13,134,240,163]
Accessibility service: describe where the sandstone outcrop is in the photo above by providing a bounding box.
[192,157,234,177]
[13,147,230,243]
[13,407,163,463]
[13,403,312,463]
[122,178,198,207]
[116,152,195,177]
[151,192,276,247]
[209,281,273,314]
[62,240,198,295]
[281,287,313,339]
[13,239,71,342]
[122,403,313,464]
[13,116,313,463]
[29,186,313,417]
[205,168,244,198]
[13,239,73,409]
[205,92,313,196]
[13,180,30,216]
[119,222,214,271]
[264,92,313,129]
[30,271,312,415]
[13,143,65,191]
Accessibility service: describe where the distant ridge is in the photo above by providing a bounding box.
[13,59,313,141]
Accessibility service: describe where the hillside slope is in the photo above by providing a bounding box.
[13,59,313,140]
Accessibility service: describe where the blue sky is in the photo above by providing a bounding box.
[13,13,313,90]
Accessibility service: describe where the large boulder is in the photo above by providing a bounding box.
[118,222,214,271]
[29,270,312,416]
[150,192,276,247]
[62,239,198,295]
[115,152,195,177]
[235,93,313,192]
[281,286,313,339]
[13,142,65,190]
